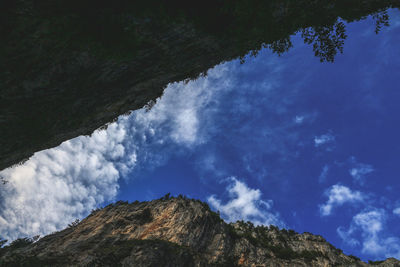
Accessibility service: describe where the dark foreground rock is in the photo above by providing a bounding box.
[1,197,399,266]
[1,0,399,171]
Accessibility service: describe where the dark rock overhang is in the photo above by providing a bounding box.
[1,0,398,171]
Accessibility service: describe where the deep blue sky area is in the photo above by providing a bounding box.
[117,11,400,261]
[1,8,400,263]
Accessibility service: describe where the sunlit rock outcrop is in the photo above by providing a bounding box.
[1,197,398,266]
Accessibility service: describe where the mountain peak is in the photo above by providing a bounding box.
[1,196,399,266]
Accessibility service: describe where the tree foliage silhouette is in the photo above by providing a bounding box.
[301,21,347,62]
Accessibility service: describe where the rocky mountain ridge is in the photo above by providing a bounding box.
[1,196,399,266]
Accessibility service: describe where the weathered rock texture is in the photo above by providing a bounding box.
[1,0,399,171]
[0,197,399,266]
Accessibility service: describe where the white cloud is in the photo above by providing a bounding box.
[0,124,126,241]
[0,63,235,242]
[314,133,335,147]
[338,209,400,259]
[348,159,374,185]
[320,184,364,216]
[207,177,283,227]
[293,112,318,125]
[337,227,360,247]
[393,207,400,216]
[294,115,305,124]
[354,210,385,235]
[319,165,329,183]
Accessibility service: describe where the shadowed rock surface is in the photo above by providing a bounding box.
[0,197,399,266]
[1,0,399,171]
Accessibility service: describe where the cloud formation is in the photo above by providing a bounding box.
[314,133,335,147]
[319,165,329,183]
[0,63,235,242]
[293,112,318,125]
[0,124,126,241]
[393,207,400,216]
[337,209,400,259]
[207,177,283,227]
[294,115,305,124]
[320,184,365,216]
[348,158,374,185]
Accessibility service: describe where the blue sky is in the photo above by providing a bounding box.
[1,9,400,262]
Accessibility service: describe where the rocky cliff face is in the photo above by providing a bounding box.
[1,0,399,171]
[1,197,399,266]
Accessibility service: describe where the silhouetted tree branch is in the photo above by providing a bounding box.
[301,21,347,62]
[373,10,390,34]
